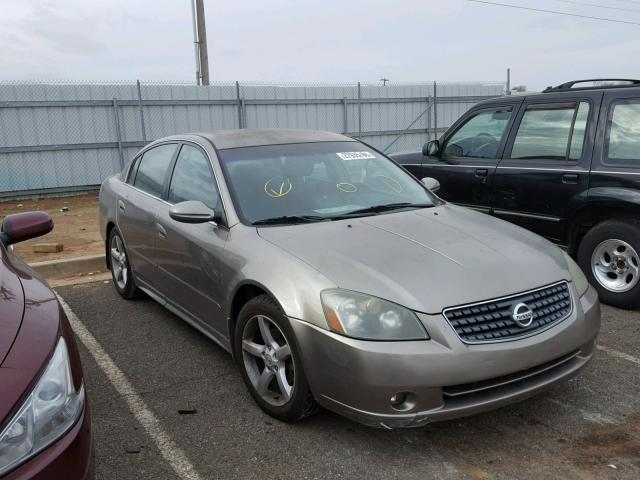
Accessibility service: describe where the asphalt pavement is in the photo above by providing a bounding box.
[57,281,640,480]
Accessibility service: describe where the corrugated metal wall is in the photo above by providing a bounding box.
[0,81,505,197]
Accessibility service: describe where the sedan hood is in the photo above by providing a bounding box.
[0,252,25,367]
[258,205,570,314]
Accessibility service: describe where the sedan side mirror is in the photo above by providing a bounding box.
[1,211,54,246]
[169,201,221,225]
[422,140,440,157]
[421,177,440,193]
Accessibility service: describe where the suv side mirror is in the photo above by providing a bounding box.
[422,140,440,157]
[1,211,54,246]
[421,177,440,193]
[169,201,222,225]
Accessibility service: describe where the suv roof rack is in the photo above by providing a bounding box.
[543,79,640,93]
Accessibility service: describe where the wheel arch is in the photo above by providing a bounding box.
[227,281,283,358]
[567,189,640,255]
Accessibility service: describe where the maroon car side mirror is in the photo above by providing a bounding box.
[1,211,54,246]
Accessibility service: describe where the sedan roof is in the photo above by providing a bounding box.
[198,128,356,150]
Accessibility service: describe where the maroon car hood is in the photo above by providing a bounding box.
[0,249,25,367]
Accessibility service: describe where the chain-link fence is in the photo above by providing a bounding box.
[0,80,505,198]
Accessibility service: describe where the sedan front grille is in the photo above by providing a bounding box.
[443,281,572,344]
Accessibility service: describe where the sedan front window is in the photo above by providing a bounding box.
[218,142,436,225]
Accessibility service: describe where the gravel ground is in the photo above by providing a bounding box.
[57,281,640,480]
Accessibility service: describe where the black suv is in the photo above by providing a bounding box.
[392,79,640,309]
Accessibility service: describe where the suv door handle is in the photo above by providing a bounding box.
[156,223,167,239]
[118,200,126,213]
[562,173,579,184]
[475,168,489,178]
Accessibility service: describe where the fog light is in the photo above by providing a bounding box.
[389,391,417,411]
[390,393,407,407]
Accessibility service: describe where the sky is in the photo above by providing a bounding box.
[0,0,638,91]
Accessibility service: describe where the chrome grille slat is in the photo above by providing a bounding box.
[443,281,572,344]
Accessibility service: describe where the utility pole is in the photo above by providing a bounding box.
[195,0,210,85]
[380,78,389,86]
[190,0,200,84]
[506,67,511,96]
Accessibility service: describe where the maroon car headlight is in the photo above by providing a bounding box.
[0,337,85,475]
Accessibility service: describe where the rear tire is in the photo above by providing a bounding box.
[234,295,318,422]
[108,228,140,300]
[577,219,640,309]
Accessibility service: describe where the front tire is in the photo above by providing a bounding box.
[234,295,318,422]
[108,228,140,299]
[577,219,640,309]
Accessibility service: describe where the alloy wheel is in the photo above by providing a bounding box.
[591,238,640,293]
[110,234,129,290]
[241,315,295,407]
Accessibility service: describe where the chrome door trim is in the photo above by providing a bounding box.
[493,209,562,222]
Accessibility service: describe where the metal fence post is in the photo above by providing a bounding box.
[433,81,438,140]
[342,97,348,134]
[112,98,125,169]
[235,81,243,128]
[136,80,147,142]
[427,96,432,140]
[357,82,362,138]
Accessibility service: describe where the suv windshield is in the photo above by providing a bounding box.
[218,141,436,225]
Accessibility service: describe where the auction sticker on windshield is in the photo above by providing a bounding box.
[336,152,376,160]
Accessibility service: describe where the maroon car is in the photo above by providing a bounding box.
[0,212,93,479]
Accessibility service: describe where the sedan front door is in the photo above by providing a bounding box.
[154,143,230,338]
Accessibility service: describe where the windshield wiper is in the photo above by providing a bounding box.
[252,215,329,226]
[339,202,433,217]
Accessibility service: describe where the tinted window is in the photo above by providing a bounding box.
[442,108,512,160]
[606,100,640,166]
[133,144,177,197]
[219,142,436,225]
[511,102,590,160]
[168,145,220,209]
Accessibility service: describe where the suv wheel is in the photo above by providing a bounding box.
[234,295,318,422]
[577,220,640,309]
[108,228,140,299]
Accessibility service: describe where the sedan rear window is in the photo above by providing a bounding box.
[133,144,177,197]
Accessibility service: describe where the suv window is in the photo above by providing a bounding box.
[511,102,590,160]
[606,99,640,166]
[168,144,220,210]
[133,144,177,197]
[442,108,512,160]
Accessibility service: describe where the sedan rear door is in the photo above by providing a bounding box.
[118,143,178,289]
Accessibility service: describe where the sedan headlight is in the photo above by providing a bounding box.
[321,289,429,340]
[564,252,589,297]
[0,337,84,476]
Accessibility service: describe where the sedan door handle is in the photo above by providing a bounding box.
[562,173,579,184]
[156,223,167,239]
[118,200,126,213]
[475,168,489,178]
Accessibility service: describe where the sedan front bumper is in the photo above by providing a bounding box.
[290,283,600,428]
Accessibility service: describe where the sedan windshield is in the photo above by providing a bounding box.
[218,141,437,225]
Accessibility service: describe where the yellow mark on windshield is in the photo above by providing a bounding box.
[264,177,293,198]
[336,182,358,193]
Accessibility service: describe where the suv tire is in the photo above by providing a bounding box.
[234,295,318,422]
[577,220,640,309]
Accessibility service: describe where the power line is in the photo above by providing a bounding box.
[554,0,640,13]
[467,0,640,26]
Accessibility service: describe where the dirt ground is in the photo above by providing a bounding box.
[0,193,103,263]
